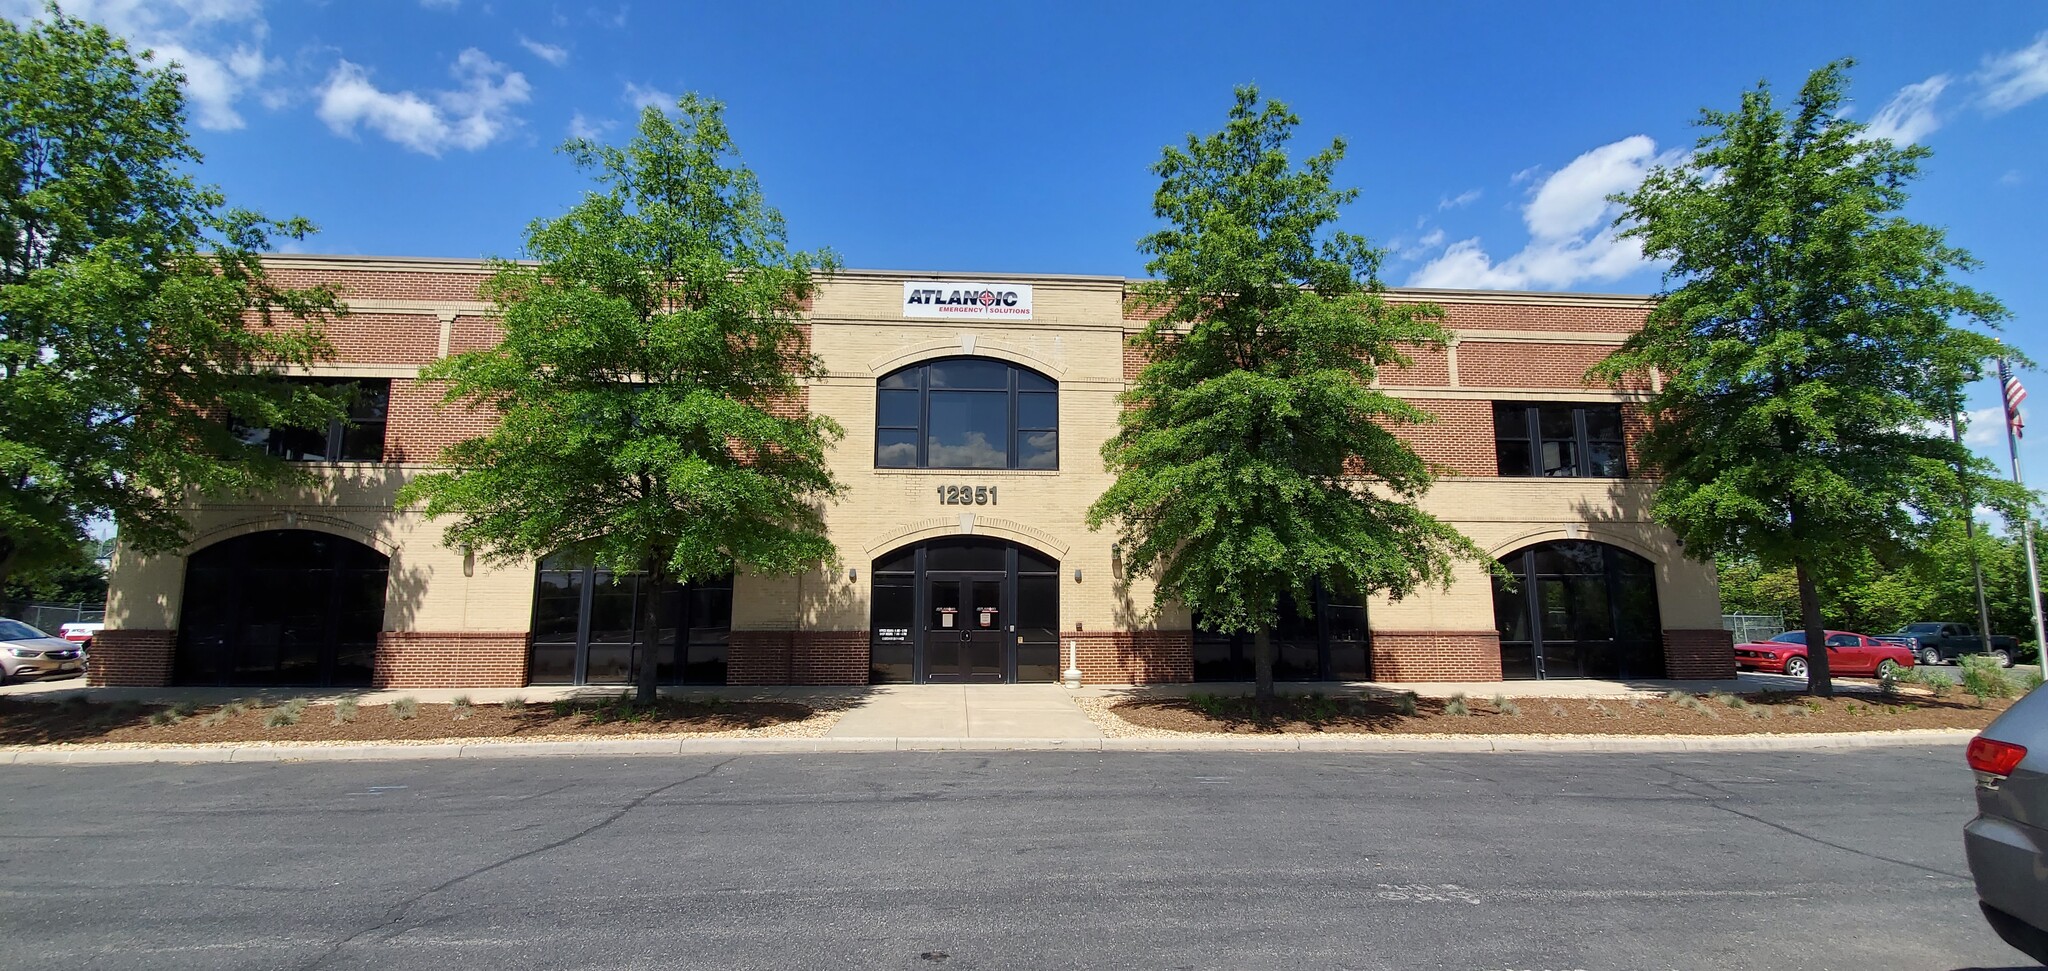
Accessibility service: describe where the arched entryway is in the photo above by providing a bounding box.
[869,537,1059,683]
[527,554,733,686]
[1492,540,1664,679]
[176,529,389,686]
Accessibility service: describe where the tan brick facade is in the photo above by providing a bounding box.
[99,257,1730,688]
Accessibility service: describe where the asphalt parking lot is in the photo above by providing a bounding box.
[0,746,2031,970]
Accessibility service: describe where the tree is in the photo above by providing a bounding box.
[1088,86,1486,703]
[1598,61,2027,696]
[398,95,842,704]
[0,9,346,589]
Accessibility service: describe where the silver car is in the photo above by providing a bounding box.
[1966,684,2048,965]
[0,618,86,684]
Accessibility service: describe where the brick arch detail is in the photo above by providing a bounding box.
[180,515,397,559]
[1485,526,1662,565]
[861,517,1071,561]
[864,340,1066,380]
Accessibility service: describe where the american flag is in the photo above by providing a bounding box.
[2003,359,2028,439]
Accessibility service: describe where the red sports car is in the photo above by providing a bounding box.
[1734,629,1916,680]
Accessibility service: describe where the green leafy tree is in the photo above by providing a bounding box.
[1599,61,2027,695]
[1089,86,1486,702]
[0,9,346,589]
[399,95,842,703]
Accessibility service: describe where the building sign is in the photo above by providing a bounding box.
[903,282,1033,319]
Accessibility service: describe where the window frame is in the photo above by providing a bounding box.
[1493,401,1626,479]
[233,377,390,463]
[874,357,1058,471]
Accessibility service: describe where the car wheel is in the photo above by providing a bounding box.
[1875,659,1900,679]
[1921,647,1943,666]
[1784,656,1809,679]
[1991,649,2013,668]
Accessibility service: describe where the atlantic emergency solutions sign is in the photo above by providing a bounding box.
[902,282,1033,320]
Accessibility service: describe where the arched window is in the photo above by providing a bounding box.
[177,530,388,686]
[875,357,1057,469]
[1492,540,1662,680]
[869,537,1060,683]
[529,555,732,686]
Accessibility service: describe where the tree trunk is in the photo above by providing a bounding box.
[1252,627,1275,704]
[1794,562,1833,698]
[635,554,664,706]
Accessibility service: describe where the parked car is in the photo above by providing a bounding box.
[1964,683,2048,964]
[1875,622,2021,668]
[0,618,87,684]
[1732,630,1915,680]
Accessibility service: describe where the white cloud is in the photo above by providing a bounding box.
[1865,74,1949,145]
[0,0,276,130]
[1977,31,2048,112]
[420,0,460,10]
[315,48,531,156]
[2001,169,2025,186]
[623,80,676,111]
[1961,406,2005,446]
[519,35,569,66]
[1417,228,1445,249]
[1438,188,1481,211]
[1408,135,1682,291]
[567,110,612,140]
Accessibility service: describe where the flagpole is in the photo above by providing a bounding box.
[2000,358,2048,658]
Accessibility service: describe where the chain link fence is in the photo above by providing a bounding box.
[1,602,106,635]
[1722,613,1785,646]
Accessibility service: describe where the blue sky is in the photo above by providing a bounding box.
[9,1,2047,489]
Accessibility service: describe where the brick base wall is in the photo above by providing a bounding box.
[1074,630,1193,685]
[373,632,528,688]
[87,629,176,687]
[728,631,869,685]
[1663,628,1736,680]
[1369,631,1504,682]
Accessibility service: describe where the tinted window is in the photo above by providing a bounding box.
[1493,402,1625,478]
[874,358,1057,469]
[233,378,389,463]
[0,620,48,640]
[1494,540,1663,679]
[1770,632,1807,645]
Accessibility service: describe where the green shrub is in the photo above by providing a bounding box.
[2024,669,2045,693]
[1960,656,2015,704]
[450,696,474,720]
[1923,670,1955,698]
[1709,691,1750,711]
[390,696,420,720]
[1587,701,1616,719]
[264,706,300,728]
[170,700,200,718]
[148,710,175,727]
[552,698,576,718]
[1445,695,1470,717]
[1493,696,1521,717]
[332,697,359,724]
[502,696,526,713]
[1393,692,1418,717]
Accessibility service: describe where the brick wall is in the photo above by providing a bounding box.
[372,632,528,688]
[1383,344,1450,386]
[1384,398,1495,475]
[1426,299,1650,334]
[383,378,500,463]
[728,631,869,685]
[1369,630,1503,682]
[1458,341,1648,391]
[268,267,489,303]
[1663,628,1736,680]
[1073,630,1192,685]
[87,629,176,687]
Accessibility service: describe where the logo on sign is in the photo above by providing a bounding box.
[903,281,1034,320]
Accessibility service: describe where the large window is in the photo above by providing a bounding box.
[233,378,390,462]
[1492,540,1662,679]
[1493,402,1625,478]
[1192,582,1371,682]
[529,555,732,685]
[868,538,1059,683]
[176,530,388,686]
[876,358,1057,469]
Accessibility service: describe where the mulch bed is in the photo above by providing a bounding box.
[1110,690,2017,735]
[0,696,814,747]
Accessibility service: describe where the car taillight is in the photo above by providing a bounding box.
[1968,736,2028,777]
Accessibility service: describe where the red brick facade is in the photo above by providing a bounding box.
[1074,630,1194,685]
[372,632,528,688]
[728,631,870,685]
[1662,628,1737,680]
[1369,631,1506,682]
[86,629,176,687]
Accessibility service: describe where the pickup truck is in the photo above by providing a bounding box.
[1875,622,2020,667]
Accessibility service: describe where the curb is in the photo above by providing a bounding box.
[0,728,1978,764]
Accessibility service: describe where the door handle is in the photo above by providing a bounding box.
[960,631,971,641]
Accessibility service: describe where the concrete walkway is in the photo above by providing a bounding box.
[824,683,1102,739]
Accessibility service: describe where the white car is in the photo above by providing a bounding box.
[0,619,86,683]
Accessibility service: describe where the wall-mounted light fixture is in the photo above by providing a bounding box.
[463,549,475,578]
[847,567,858,582]
[1073,568,1083,583]
[1110,542,1123,579]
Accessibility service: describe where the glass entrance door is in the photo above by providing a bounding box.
[925,574,1005,682]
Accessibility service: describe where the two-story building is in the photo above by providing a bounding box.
[90,255,1734,689]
